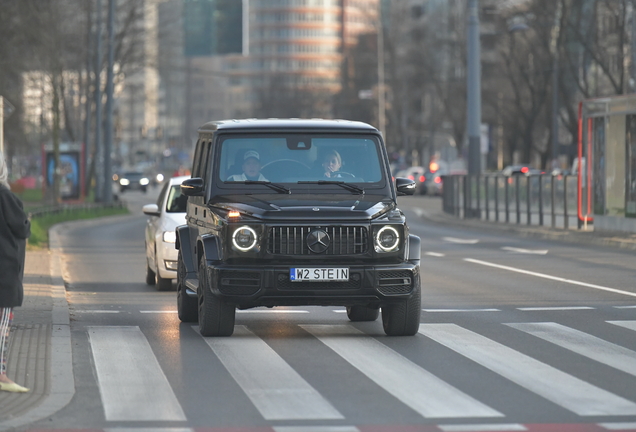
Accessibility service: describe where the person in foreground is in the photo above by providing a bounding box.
[0,151,31,393]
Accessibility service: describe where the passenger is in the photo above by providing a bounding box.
[322,150,343,178]
[227,150,268,182]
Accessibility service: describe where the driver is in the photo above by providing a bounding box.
[322,150,343,178]
[228,150,268,181]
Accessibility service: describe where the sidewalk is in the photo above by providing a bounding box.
[0,228,73,431]
[0,199,633,431]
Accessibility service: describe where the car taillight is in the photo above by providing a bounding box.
[521,166,529,174]
[419,175,425,182]
[434,177,442,184]
[408,175,414,180]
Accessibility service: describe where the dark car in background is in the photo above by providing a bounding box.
[118,171,150,193]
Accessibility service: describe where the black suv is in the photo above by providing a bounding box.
[176,119,421,337]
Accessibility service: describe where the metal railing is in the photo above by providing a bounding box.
[443,174,583,229]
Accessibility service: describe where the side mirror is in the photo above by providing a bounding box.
[395,177,416,196]
[142,204,160,217]
[181,177,204,196]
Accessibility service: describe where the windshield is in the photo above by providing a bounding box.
[166,185,187,213]
[218,134,384,185]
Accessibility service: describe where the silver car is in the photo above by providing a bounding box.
[143,176,189,290]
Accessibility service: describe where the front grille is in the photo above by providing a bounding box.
[219,271,260,295]
[377,270,412,295]
[268,226,368,255]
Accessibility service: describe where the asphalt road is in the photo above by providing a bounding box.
[24,190,636,431]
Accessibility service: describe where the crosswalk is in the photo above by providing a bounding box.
[86,320,636,426]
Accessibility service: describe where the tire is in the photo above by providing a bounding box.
[146,258,156,285]
[346,305,379,322]
[156,273,173,291]
[381,280,421,336]
[177,251,198,322]
[198,256,235,336]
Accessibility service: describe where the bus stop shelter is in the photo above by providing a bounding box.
[578,94,636,232]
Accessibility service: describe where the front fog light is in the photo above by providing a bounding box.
[375,226,400,252]
[232,226,257,251]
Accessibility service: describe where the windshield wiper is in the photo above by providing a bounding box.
[298,180,365,195]
[227,180,291,194]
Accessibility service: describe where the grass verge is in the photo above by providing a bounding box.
[28,206,129,249]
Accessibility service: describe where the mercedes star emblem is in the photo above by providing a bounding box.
[307,229,330,254]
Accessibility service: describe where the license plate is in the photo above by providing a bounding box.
[290,267,349,282]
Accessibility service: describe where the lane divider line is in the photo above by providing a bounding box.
[464,258,636,299]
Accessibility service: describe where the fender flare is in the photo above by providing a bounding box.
[176,225,196,274]
[198,234,223,264]
[407,234,421,262]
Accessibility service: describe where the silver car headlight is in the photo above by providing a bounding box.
[232,226,258,251]
[119,178,130,186]
[163,231,176,243]
[375,226,400,253]
[140,177,150,186]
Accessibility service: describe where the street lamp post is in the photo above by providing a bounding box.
[377,4,386,139]
[467,0,481,177]
[466,0,482,219]
[550,1,562,168]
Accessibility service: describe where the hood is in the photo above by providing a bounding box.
[161,212,187,231]
[209,193,394,221]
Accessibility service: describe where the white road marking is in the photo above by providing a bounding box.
[199,325,343,421]
[425,252,446,257]
[88,326,186,421]
[599,423,636,430]
[501,246,548,255]
[423,309,501,313]
[508,322,636,377]
[236,309,310,314]
[614,305,636,309]
[273,427,359,432]
[444,237,480,244]
[140,310,178,314]
[302,324,503,419]
[608,320,636,332]
[439,425,527,432]
[74,310,120,314]
[105,429,193,432]
[418,323,636,416]
[517,306,594,311]
[465,258,636,299]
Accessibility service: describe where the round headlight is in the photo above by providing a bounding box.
[375,226,400,252]
[232,226,257,251]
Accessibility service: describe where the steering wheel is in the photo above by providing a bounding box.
[331,171,356,179]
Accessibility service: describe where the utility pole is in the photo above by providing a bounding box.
[377,4,386,139]
[103,0,115,204]
[550,1,562,168]
[467,0,481,177]
[94,0,104,202]
[466,0,482,218]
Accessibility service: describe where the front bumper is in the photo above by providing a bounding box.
[157,241,179,279]
[202,262,420,309]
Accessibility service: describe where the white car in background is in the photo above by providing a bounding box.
[143,175,189,290]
